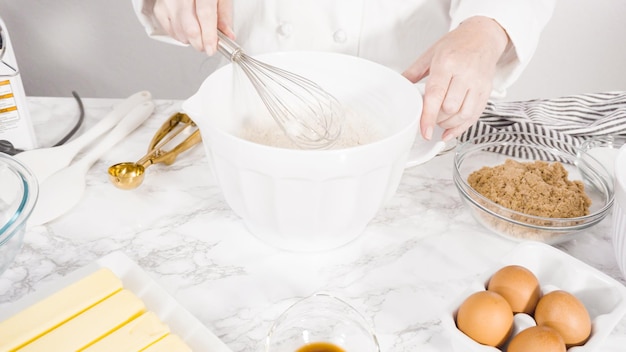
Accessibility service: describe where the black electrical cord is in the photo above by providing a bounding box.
[53,91,85,146]
[0,91,85,155]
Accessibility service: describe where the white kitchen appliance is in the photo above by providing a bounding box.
[0,16,36,150]
[613,145,626,280]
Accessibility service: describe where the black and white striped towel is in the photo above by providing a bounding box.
[459,91,626,159]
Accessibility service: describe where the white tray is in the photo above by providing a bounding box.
[0,251,233,352]
[442,241,626,352]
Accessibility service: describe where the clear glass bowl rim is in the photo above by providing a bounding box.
[265,292,380,352]
[453,132,615,230]
[0,153,38,245]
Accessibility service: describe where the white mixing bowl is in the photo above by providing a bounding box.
[183,51,444,251]
[612,145,626,280]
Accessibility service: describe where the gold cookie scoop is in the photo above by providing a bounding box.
[108,113,201,190]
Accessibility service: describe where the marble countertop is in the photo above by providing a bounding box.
[1,96,625,351]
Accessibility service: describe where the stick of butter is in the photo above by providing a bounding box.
[18,289,146,352]
[143,334,193,352]
[0,267,123,351]
[82,311,170,352]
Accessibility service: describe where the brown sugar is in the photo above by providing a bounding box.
[467,159,591,218]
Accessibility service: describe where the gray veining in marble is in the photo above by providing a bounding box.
[1,96,625,352]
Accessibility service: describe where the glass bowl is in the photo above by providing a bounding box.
[0,152,38,276]
[578,135,626,178]
[265,292,380,352]
[453,132,614,244]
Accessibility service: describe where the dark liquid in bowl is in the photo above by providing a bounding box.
[296,342,346,352]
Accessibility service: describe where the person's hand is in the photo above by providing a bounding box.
[402,16,509,141]
[153,0,235,56]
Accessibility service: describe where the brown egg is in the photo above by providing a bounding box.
[534,290,591,346]
[456,290,513,347]
[487,265,541,314]
[507,326,566,352]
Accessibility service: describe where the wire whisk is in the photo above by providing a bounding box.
[217,31,343,149]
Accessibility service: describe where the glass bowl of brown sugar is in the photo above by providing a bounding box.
[453,132,614,244]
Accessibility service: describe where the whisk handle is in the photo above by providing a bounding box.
[217,30,242,61]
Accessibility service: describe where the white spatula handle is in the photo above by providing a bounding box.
[62,90,152,154]
[75,100,156,171]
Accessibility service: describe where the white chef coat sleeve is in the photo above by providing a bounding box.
[131,0,186,46]
[449,0,556,97]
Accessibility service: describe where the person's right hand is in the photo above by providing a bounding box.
[153,0,235,56]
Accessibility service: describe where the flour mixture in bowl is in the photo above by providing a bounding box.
[239,107,385,149]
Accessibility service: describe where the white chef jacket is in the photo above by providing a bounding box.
[133,0,555,98]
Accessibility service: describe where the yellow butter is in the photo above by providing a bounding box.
[18,289,146,352]
[0,267,123,351]
[82,311,170,352]
[142,334,193,352]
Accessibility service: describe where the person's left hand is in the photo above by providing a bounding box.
[403,16,509,141]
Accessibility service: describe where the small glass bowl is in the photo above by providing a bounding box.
[0,153,38,276]
[265,292,380,352]
[578,135,626,179]
[453,132,614,244]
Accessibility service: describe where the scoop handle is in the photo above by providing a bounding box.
[74,101,155,172]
